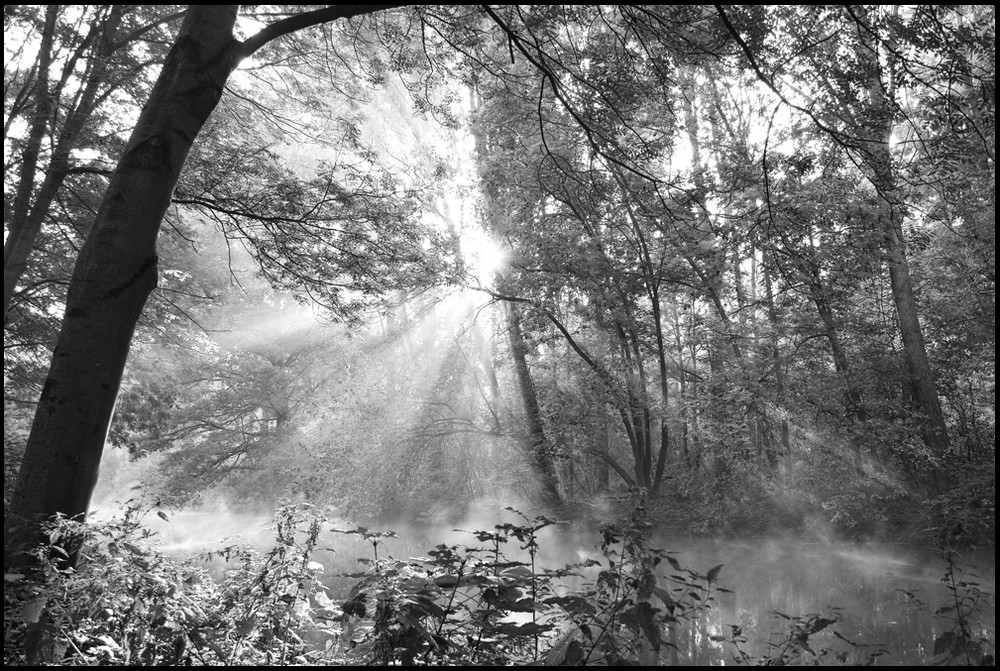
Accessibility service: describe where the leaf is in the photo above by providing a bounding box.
[122,541,146,556]
[492,621,550,637]
[485,584,535,612]
[934,631,959,656]
[806,616,837,635]
[500,564,533,579]
[342,592,367,618]
[157,510,170,522]
[433,574,461,588]
[235,614,258,637]
[544,594,596,617]
[623,601,662,649]
[706,564,724,583]
[545,628,580,666]
[22,598,47,624]
[314,590,335,609]
[652,586,677,613]
[94,634,122,652]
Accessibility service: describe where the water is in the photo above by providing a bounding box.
[655,538,995,665]
[143,509,995,665]
[373,528,995,665]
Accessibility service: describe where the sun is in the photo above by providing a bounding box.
[460,225,508,288]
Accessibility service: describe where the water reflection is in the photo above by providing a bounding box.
[375,530,995,665]
[153,510,994,665]
[662,539,994,665]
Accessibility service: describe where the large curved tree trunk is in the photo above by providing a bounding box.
[5,6,243,564]
[4,3,402,565]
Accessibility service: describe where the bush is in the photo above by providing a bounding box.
[5,495,719,666]
[4,501,334,666]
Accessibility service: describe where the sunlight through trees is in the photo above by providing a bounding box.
[3,5,995,665]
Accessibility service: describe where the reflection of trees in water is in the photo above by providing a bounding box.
[153,510,992,664]
[667,540,994,664]
[337,530,994,664]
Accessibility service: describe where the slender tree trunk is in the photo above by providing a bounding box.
[506,302,564,511]
[3,7,164,320]
[4,6,58,319]
[762,261,792,485]
[669,297,693,468]
[883,210,950,454]
[801,247,866,468]
[471,316,505,433]
[859,6,950,465]
[610,165,673,494]
[611,323,653,489]
[649,290,670,494]
[598,413,610,489]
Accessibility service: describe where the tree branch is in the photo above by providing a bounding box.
[238,4,409,60]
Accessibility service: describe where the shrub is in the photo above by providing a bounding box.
[5,493,718,666]
[4,501,334,666]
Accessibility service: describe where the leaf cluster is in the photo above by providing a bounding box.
[4,501,336,666]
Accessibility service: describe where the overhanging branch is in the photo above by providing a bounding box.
[238,4,409,60]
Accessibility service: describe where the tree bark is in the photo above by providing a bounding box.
[608,165,673,493]
[6,6,243,563]
[882,200,950,457]
[5,3,402,564]
[506,302,564,511]
[3,7,179,320]
[857,6,951,462]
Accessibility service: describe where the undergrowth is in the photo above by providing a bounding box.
[4,493,995,666]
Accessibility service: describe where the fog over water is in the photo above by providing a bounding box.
[89,464,995,666]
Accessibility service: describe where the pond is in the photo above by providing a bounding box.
[307,522,995,665]
[654,538,995,665]
[150,510,995,665]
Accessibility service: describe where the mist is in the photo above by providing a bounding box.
[80,270,995,665]
[91,445,995,666]
[5,5,994,667]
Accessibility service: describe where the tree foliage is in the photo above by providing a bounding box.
[3,3,994,567]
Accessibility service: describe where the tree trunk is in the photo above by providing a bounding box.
[506,302,564,511]
[648,290,670,494]
[5,3,401,563]
[6,6,243,563]
[613,166,673,494]
[884,208,950,456]
[4,6,58,319]
[762,262,792,485]
[471,315,505,433]
[859,6,950,464]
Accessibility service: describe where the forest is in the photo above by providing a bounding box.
[3,4,995,666]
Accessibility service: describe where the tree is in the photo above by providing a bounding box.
[4,6,184,319]
[5,3,993,557]
[4,4,405,564]
[715,5,974,472]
